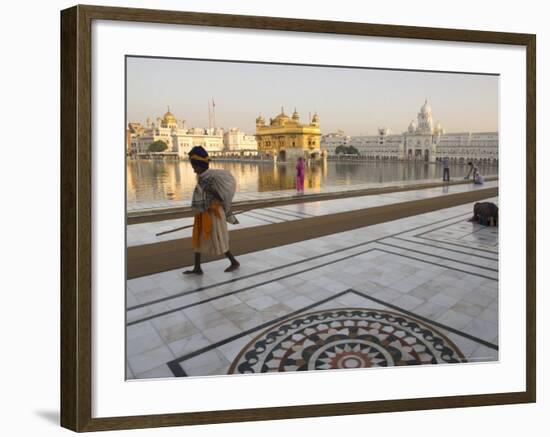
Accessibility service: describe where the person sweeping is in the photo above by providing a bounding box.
[183,146,240,275]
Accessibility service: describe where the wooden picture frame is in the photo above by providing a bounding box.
[60,4,536,432]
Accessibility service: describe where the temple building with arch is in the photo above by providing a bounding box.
[330,100,498,163]
[129,107,225,158]
[130,108,258,158]
[255,108,323,161]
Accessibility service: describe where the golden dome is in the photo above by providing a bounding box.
[274,113,290,121]
[163,106,177,124]
[164,112,176,121]
[274,106,290,121]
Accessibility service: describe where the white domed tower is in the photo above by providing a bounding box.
[417,99,434,133]
[408,119,417,133]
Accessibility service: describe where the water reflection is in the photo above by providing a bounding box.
[127,160,497,206]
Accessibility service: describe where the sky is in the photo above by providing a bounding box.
[126,56,499,136]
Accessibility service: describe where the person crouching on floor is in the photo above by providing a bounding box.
[183,146,240,275]
[473,169,485,185]
[468,202,498,226]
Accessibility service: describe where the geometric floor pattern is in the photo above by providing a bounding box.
[126,197,499,379]
[228,307,466,374]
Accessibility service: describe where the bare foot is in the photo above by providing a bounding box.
[183,269,203,275]
[224,262,240,272]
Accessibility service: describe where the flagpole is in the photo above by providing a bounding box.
[212,97,216,129]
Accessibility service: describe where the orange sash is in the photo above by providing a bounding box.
[192,202,223,249]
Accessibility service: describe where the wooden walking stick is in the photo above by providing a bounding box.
[155,223,194,236]
[154,201,284,237]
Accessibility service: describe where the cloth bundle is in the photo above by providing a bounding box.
[191,169,239,224]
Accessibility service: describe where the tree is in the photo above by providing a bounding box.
[335,145,359,155]
[335,145,347,155]
[148,140,168,153]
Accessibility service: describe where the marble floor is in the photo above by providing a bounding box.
[126,196,499,379]
[127,180,498,247]
[127,174,497,213]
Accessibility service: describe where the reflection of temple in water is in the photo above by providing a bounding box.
[257,163,322,192]
[127,160,197,202]
[210,162,259,193]
[127,160,265,202]
[127,158,497,205]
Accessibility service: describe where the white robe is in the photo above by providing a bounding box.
[191,169,237,254]
[194,207,229,255]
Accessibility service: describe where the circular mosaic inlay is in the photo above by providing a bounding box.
[228,308,465,374]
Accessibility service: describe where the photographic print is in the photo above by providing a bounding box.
[125,57,499,380]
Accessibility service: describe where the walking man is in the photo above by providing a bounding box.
[183,146,240,275]
[465,161,475,180]
[442,156,450,182]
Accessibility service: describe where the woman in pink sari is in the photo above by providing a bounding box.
[296,157,305,194]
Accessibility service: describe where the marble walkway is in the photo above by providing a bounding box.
[126,195,499,379]
[127,173,497,213]
[127,180,497,247]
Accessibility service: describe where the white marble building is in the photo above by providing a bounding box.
[320,130,351,155]
[350,128,404,160]
[130,108,224,157]
[223,128,258,156]
[325,101,498,163]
